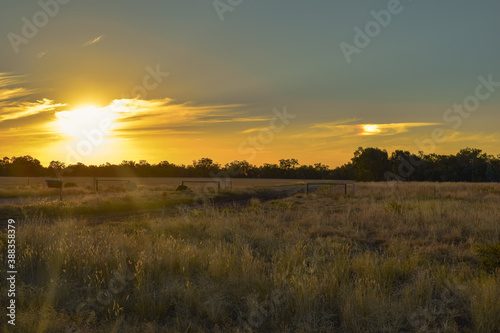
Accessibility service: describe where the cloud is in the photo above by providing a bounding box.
[0,73,34,106]
[0,74,66,133]
[0,73,58,124]
[358,122,441,136]
[310,117,360,129]
[241,127,269,134]
[115,128,204,139]
[199,116,272,125]
[0,87,34,103]
[81,35,104,47]
[292,120,440,139]
[1,99,66,122]
[46,98,266,140]
[102,98,264,130]
[37,51,48,58]
[0,73,26,88]
[437,130,500,144]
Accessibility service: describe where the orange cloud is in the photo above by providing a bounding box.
[358,123,440,136]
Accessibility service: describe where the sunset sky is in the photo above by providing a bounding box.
[1,0,499,167]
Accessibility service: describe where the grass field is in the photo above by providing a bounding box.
[1,181,499,332]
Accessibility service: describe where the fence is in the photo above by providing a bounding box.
[95,179,133,192]
[180,180,233,193]
[306,182,355,195]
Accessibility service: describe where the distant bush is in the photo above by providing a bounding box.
[384,200,415,214]
[176,185,188,191]
[473,243,500,271]
[63,182,77,188]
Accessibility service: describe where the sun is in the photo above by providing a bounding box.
[55,106,117,139]
[362,124,381,135]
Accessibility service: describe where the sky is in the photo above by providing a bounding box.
[1,0,499,168]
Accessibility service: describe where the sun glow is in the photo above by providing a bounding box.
[362,124,381,135]
[55,105,117,139]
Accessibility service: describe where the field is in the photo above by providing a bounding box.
[1,180,500,332]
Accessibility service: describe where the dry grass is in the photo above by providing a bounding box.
[0,177,356,198]
[0,182,499,332]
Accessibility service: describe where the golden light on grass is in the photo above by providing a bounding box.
[2,182,500,331]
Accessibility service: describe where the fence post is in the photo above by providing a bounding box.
[344,184,347,195]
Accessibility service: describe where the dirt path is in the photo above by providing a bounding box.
[1,187,303,228]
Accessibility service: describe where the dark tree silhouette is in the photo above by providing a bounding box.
[2,147,500,181]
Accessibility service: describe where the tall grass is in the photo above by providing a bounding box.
[0,182,499,332]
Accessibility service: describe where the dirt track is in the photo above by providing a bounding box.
[0,186,309,228]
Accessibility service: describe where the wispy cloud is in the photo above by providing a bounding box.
[102,98,264,130]
[1,99,65,122]
[115,128,204,139]
[0,73,37,110]
[292,120,440,139]
[0,87,34,103]
[310,117,360,129]
[48,98,264,137]
[358,122,440,136]
[437,130,500,144]
[241,126,272,134]
[0,73,27,89]
[81,35,104,47]
[0,73,64,127]
[37,51,48,58]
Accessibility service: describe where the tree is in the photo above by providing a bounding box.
[0,157,10,176]
[278,158,300,178]
[456,148,488,182]
[192,158,221,177]
[10,156,44,177]
[224,160,256,178]
[351,147,391,181]
[279,158,299,170]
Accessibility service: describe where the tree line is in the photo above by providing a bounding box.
[1,147,500,182]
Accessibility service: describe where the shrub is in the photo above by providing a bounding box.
[176,185,188,191]
[385,200,414,214]
[63,181,77,188]
[473,243,500,271]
